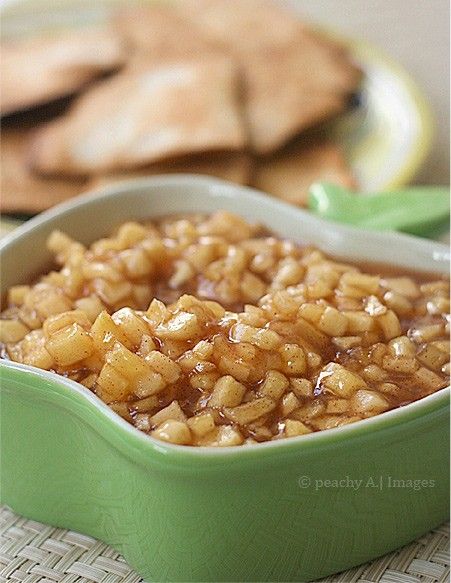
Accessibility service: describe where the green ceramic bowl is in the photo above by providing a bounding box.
[1,176,449,582]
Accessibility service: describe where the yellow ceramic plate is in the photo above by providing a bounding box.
[0,0,434,224]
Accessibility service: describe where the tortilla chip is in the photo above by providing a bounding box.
[1,25,126,116]
[175,0,307,52]
[232,38,360,153]
[243,43,358,153]
[253,138,357,207]
[1,129,86,213]
[29,56,246,176]
[175,0,361,153]
[116,5,220,59]
[88,153,253,189]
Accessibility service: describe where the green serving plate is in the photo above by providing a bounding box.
[1,176,449,582]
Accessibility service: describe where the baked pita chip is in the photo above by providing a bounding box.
[87,153,252,189]
[253,138,356,208]
[1,26,126,116]
[116,5,220,59]
[175,0,362,153]
[1,129,86,213]
[29,56,246,176]
[242,43,358,153]
[175,0,307,52]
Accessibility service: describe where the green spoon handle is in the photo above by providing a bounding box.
[308,183,450,238]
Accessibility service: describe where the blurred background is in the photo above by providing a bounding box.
[1,0,449,229]
[1,0,449,186]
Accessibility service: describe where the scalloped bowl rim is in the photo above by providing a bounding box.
[0,175,449,460]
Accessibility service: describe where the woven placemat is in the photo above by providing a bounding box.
[0,506,448,583]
